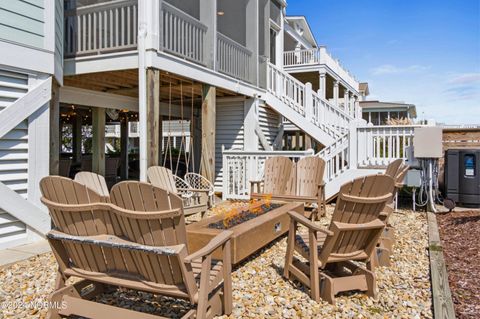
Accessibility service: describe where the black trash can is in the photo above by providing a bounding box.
[445,149,480,207]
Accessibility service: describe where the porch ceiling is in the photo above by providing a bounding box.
[63,69,238,102]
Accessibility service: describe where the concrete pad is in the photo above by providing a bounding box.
[0,240,51,267]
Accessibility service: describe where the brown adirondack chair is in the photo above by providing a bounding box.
[384,158,403,178]
[251,156,326,219]
[147,166,209,217]
[374,164,410,267]
[74,171,110,201]
[40,177,233,319]
[283,174,395,304]
[250,156,293,195]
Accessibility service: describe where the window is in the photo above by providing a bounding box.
[270,29,277,64]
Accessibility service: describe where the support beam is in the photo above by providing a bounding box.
[344,90,350,112]
[120,116,129,180]
[92,108,105,175]
[319,72,326,99]
[201,85,216,182]
[199,0,217,69]
[243,98,259,151]
[73,114,82,163]
[49,81,60,175]
[146,68,161,167]
[333,80,339,108]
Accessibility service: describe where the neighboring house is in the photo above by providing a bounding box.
[0,0,417,250]
[361,100,417,125]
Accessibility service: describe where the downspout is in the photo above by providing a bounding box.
[138,22,147,181]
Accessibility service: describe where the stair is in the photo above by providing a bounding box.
[265,62,354,147]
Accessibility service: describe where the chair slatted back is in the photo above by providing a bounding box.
[74,171,110,200]
[40,176,116,236]
[395,164,409,186]
[384,159,403,178]
[110,181,187,247]
[147,166,178,193]
[294,156,325,197]
[320,175,394,264]
[263,157,293,195]
[42,177,198,298]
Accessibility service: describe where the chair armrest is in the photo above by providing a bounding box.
[178,188,210,193]
[287,211,334,236]
[184,230,233,263]
[333,219,385,231]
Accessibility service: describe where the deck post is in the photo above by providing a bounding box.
[201,85,216,182]
[200,0,217,69]
[243,98,258,151]
[73,114,82,163]
[246,0,258,84]
[319,71,326,100]
[120,114,129,180]
[146,68,161,167]
[92,108,105,175]
[49,81,60,175]
[333,80,339,108]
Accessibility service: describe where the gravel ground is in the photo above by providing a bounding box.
[0,205,432,319]
[436,210,480,319]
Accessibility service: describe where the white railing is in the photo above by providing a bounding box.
[222,148,314,200]
[356,125,420,167]
[267,62,306,115]
[312,91,353,138]
[317,133,350,183]
[284,48,319,66]
[64,0,138,57]
[283,47,358,90]
[216,32,253,83]
[161,2,207,65]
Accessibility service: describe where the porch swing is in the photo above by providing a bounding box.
[147,80,215,217]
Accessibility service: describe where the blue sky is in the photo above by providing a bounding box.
[286,0,480,124]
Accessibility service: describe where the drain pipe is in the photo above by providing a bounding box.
[138,22,147,182]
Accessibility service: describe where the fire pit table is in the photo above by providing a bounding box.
[186,201,303,264]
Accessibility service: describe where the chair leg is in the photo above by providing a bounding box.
[319,272,335,304]
[283,221,296,279]
[376,246,392,267]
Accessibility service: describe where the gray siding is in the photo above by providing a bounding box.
[215,99,244,188]
[0,0,45,48]
[258,105,280,149]
[0,69,29,245]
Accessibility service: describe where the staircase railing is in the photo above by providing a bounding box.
[317,133,350,183]
[221,148,314,200]
[266,63,355,141]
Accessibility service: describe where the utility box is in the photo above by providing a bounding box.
[445,149,480,207]
[413,127,443,158]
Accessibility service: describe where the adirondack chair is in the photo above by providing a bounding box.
[147,166,209,217]
[374,164,410,267]
[283,174,395,303]
[40,177,233,319]
[250,156,293,195]
[185,172,216,208]
[384,158,403,178]
[250,156,326,219]
[74,171,110,201]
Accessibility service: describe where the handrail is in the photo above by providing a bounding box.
[217,32,252,56]
[161,2,207,32]
[64,0,136,15]
[216,32,253,82]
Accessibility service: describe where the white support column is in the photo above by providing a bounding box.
[243,98,259,151]
[246,0,258,85]
[319,71,326,99]
[333,80,339,107]
[305,82,313,122]
[138,1,148,181]
[344,89,350,112]
[200,0,217,69]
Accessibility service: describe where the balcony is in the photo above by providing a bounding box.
[64,0,254,84]
[283,47,358,90]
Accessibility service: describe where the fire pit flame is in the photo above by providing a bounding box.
[210,194,278,230]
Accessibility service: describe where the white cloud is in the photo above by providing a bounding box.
[448,73,480,84]
[370,64,430,75]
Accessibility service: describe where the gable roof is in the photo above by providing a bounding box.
[285,16,317,48]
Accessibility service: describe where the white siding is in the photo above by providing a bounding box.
[0,0,45,49]
[258,105,280,149]
[0,69,29,245]
[215,99,244,189]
